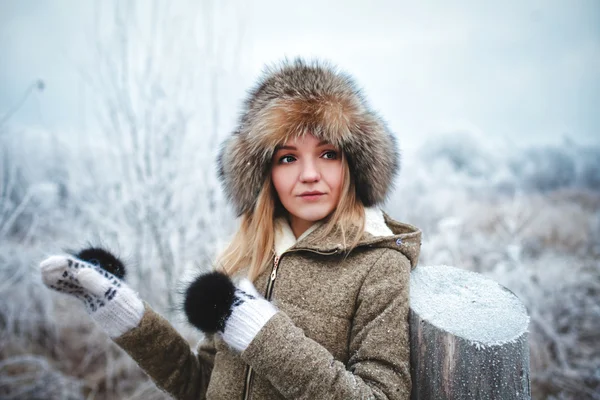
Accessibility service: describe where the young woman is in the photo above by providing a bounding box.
[40,59,422,399]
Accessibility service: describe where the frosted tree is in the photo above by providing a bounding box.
[67,0,246,314]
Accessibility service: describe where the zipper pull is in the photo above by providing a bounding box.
[270,255,280,281]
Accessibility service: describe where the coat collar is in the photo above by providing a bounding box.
[274,207,421,269]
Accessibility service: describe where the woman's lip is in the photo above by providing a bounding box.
[299,193,324,200]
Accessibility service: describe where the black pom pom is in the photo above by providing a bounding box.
[76,247,126,280]
[184,271,236,334]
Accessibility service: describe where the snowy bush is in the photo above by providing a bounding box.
[509,147,577,192]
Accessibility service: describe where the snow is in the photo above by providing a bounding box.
[410,265,530,346]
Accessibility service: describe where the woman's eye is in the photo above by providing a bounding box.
[322,151,338,160]
[279,155,295,164]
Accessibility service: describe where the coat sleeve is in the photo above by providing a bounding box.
[241,249,411,400]
[114,302,215,400]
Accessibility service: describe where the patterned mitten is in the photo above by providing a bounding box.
[40,248,144,338]
[184,271,277,352]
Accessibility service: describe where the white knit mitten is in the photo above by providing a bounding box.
[221,279,277,352]
[40,255,144,338]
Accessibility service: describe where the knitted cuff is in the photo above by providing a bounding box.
[221,280,277,352]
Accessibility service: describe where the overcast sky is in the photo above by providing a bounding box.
[1,0,598,151]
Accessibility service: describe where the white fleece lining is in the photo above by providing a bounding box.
[273,207,393,257]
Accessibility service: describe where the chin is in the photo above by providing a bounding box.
[296,208,333,222]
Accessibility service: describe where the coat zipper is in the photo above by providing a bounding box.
[241,247,339,399]
[242,254,280,400]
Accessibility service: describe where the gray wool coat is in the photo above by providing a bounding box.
[115,211,421,399]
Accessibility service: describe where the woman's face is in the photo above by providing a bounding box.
[271,134,343,238]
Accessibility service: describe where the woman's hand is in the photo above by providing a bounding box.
[184,271,276,352]
[40,248,144,338]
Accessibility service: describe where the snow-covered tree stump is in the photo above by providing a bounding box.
[409,265,530,400]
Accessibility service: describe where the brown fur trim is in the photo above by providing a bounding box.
[218,59,400,216]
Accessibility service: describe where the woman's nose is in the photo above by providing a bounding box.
[299,159,320,182]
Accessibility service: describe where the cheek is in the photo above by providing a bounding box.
[271,168,291,198]
[326,165,344,194]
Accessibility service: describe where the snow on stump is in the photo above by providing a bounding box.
[409,265,530,400]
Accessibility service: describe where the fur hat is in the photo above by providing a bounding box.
[217,59,400,216]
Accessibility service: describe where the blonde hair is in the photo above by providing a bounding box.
[217,152,365,281]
